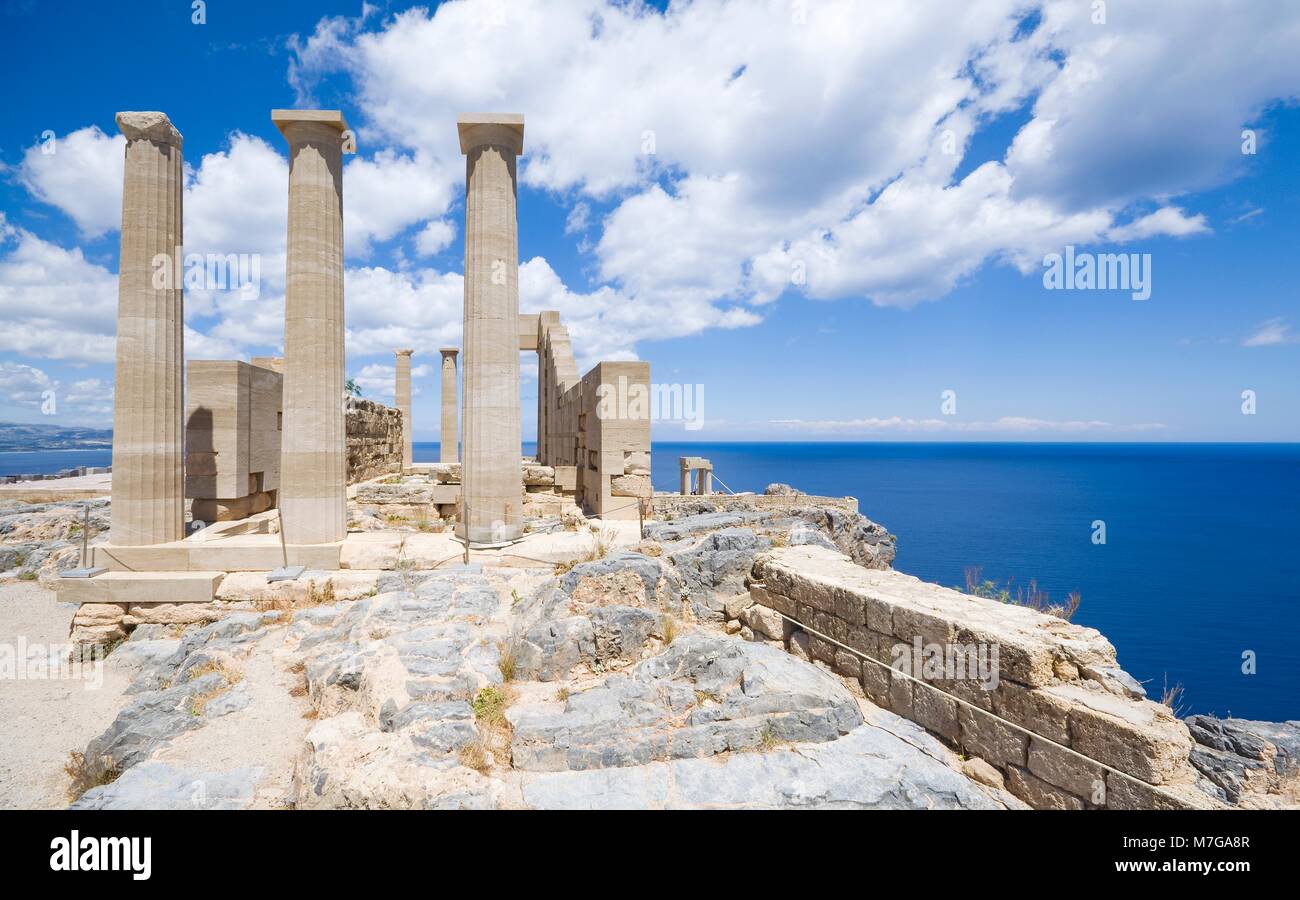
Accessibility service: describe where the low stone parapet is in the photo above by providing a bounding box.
[750,545,1210,809]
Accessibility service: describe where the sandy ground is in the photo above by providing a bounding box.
[0,578,131,809]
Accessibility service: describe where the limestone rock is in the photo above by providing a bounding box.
[764,483,803,496]
[610,474,652,498]
[668,528,770,620]
[518,724,1005,809]
[509,633,862,772]
[72,762,262,810]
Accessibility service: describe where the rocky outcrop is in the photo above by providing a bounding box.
[519,718,1008,810]
[0,498,107,578]
[1185,715,1300,807]
[509,633,863,771]
[643,502,896,571]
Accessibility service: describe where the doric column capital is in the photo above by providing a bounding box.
[439,347,460,360]
[116,111,183,148]
[395,348,414,358]
[456,113,524,156]
[272,109,355,153]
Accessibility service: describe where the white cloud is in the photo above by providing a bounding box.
[414,219,456,256]
[1106,207,1210,243]
[1242,317,1298,348]
[16,125,124,238]
[352,361,435,402]
[0,360,59,407]
[283,0,1293,330]
[344,150,458,256]
[0,223,117,362]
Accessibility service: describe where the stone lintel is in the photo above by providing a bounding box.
[457,112,524,155]
[115,111,183,147]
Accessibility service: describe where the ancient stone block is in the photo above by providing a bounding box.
[1048,683,1193,785]
[958,704,1028,768]
[1027,736,1106,799]
[913,683,959,742]
[1007,765,1085,810]
[994,680,1072,745]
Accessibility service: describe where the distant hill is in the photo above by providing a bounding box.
[0,421,113,452]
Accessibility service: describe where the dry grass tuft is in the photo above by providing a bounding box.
[497,641,519,683]
[1160,676,1187,716]
[458,740,492,774]
[963,567,1081,621]
[469,685,514,770]
[64,751,121,801]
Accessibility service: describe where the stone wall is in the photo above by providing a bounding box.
[345,398,402,485]
[749,545,1211,810]
[532,313,652,520]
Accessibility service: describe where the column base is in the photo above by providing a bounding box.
[455,521,524,547]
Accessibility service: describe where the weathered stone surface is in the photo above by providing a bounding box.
[669,528,770,620]
[345,398,405,486]
[514,615,596,682]
[958,704,1028,769]
[71,762,263,810]
[1007,765,1086,810]
[522,465,555,486]
[610,474,651,498]
[1046,682,1192,784]
[1184,715,1300,804]
[739,603,784,641]
[1027,736,1106,799]
[509,634,862,772]
[763,483,803,496]
[519,723,1005,810]
[559,552,682,610]
[961,756,1005,790]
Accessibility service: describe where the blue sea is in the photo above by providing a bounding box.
[11,441,1296,721]
[648,442,1300,723]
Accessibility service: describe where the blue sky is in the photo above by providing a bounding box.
[0,0,1297,441]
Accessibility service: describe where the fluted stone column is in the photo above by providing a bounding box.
[456,114,525,545]
[395,349,414,471]
[272,109,352,544]
[439,348,459,464]
[110,112,184,546]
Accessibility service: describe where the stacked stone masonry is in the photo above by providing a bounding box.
[345,398,403,484]
[750,545,1210,810]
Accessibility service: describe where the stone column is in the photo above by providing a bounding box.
[679,460,691,496]
[456,113,524,545]
[272,109,352,545]
[395,349,414,471]
[110,112,185,546]
[439,348,459,463]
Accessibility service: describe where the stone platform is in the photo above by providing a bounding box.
[58,520,643,616]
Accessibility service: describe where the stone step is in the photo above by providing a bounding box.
[56,571,225,606]
[90,538,342,572]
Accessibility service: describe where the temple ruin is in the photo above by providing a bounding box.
[58,109,651,616]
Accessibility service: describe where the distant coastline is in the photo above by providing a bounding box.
[0,421,112,453]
